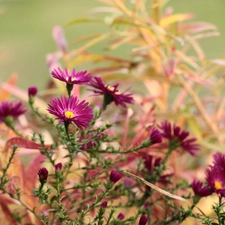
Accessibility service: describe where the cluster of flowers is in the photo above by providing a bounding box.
[0,66,204,224]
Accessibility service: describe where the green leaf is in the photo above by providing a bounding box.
[67,18,103,26]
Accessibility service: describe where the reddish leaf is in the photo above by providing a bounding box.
[0,195,18,225]
[24,154,45,190]
[4,137,51,153]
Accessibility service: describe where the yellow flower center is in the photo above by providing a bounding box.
[215,180,223,189]
[71,77,76,82]
[65,110,75,119]
[107,85,120,95]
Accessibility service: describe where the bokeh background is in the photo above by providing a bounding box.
[1,0,225,90]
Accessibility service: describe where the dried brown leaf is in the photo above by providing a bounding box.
[124,171,187,201]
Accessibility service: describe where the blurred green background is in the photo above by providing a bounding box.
[1,0,225,90]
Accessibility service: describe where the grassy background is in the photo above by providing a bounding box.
[0,0,225,90]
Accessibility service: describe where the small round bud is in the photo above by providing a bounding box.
[138,215,148,225]
[28,86,38,97]
[101,201,108,208]
[109,170,122,184]
[38,168,48,184]
[117,213,125,220]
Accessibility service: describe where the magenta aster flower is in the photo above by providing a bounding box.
[149,127,162,144]
[47,96,93,129]
[158,121,200,156]
[205,153,225,197]
[51,67,92,85]
[141,127,162,148]
[89,76,134,109]
[191,152,225,199]
[0,101,26,122]
[206,165,225,196]
[191,180,212,197]
[213,152,225,171]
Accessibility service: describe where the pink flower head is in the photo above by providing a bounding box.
[38,168,48,184]
[149,127,162,144]
[205,152,225,197]
[28,86,38,97]
[206,166,225,196]
[89,76,134,108]
[109,170,122,184]
[47,96,93,129]
[0,101,26,122]
[213,152,225,170]
[51,67,92,85]
[191,180,212,197]
[159,121,200,156]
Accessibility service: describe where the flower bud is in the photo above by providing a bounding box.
[38,168,48,184]
[28,86,38,97]
[55,162,62,171]
[138,215,148,225]
[109,170,122,184]
[117,213,125,220]
[101,201,108,208]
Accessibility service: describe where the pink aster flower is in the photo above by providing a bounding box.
[213,152,225,171]
[191,180,212,197]
[140,127,162,148]
[158,121,200,156]
[47,96,93,129]
[149,127,162,144]
[0,101,26,122]
[205,152,225,197]
[89,76,134,109]
[51,67,92,85]
[191,152,225,199]
[206,165,225,196]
